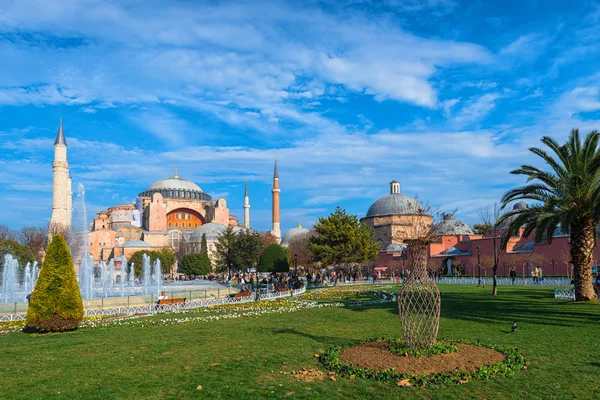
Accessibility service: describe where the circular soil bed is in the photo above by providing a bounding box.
[340,342,505,376]
[319,339,525,386]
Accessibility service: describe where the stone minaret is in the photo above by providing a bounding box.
[271,160,281,239]
[50,118,73,229]
[243,179,250,229]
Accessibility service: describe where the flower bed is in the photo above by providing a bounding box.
[0,288,398,334]
[319,338,525,387]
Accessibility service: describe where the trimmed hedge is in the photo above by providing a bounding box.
[258,244,289,273]
[25,235,83,332]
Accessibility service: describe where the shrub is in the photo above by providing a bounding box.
[180,254,212,276]
[259,244,289,273]
[25,235,83,332]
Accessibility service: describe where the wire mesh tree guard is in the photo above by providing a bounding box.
[398,239,440,349]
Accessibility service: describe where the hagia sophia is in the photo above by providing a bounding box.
[50,119,597,276]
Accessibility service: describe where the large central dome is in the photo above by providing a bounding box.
[138,171,212,201]
[365,180,421,218]
[149,177,202,192]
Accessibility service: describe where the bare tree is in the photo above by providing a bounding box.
[19,226,47,259]
[558,249,572,279]
[287,231,316,272]
[0,225,16,241]
[477,202,504,295]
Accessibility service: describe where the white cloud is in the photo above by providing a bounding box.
[451,93,501,127]
[553,86,600,117]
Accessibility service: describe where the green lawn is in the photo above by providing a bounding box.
[1,285,599,399]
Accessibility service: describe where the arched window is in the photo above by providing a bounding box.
[117,231,123,238]
[188,222,192,228]
[175,222,178,227]
[168,222,172,227]
[125,230,131,238]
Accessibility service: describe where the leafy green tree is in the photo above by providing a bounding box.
[498,129,600,301]
[128,249,173,277]
[259,244,289,273]
[0,239,36,274]
[200,233,208,257]
[214,226,238,274]
[25,235,83,332]
[308,207,380,269]
[180,254,212,277]
[158,248,176,273]
[472,223,492,235]
[233,229,262,271]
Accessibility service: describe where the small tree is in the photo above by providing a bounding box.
[478,203,504,295]
[0,224,16,241]
[214,226,237,274]
[232,229,262,271]
[180,254,212,277]
[308,207,380,269]
[200,233,208,257]
[25,235,83,332]
[128,250,172,277]
[259,232,279,252]
[259,244,289,273]
[287,231,316,271]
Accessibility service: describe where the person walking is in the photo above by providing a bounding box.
[509,267,517,284]
[538,266,543,286]
[534,266,540,285]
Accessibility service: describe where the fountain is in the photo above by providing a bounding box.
[142,254,151,295]
[106,259,115,297]
[153,258,162,295]
[119,262,126,297]
[1,254,19,303]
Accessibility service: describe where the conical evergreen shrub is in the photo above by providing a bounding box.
[25,234,83,332]
[258,244,289,273]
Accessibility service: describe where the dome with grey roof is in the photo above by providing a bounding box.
[281,224,311,247]
[190,223,245,241]
[138,171,212,201]
[437,214,474,236]
[385,243,406,252]
[366,181,421,218]
[498,202,528,229]
[121,240,152,248]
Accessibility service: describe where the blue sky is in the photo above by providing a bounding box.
[1,0,600,234]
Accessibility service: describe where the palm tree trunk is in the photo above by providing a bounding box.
[570,217,597,301]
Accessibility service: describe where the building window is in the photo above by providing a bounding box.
[175,222,178,227]
[117,231,123,238]
[169,231,183,248]
[168,222,172,227]
[126,230,131,238]
[188,222,192,228]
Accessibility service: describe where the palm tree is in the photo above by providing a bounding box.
[498,129,599,301]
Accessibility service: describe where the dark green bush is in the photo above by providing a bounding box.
[25,235,83,332]
[180,254,212,276]
[258,244,289,273]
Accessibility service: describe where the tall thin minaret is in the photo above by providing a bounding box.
[271,160,281,240]
[243,179,250,229]
[50,118,72,229]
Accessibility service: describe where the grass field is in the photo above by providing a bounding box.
[1,285,599,399]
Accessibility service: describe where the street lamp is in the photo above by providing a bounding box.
[476,246,481,287]
[255,253,260,301]
[293,253,298,275]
